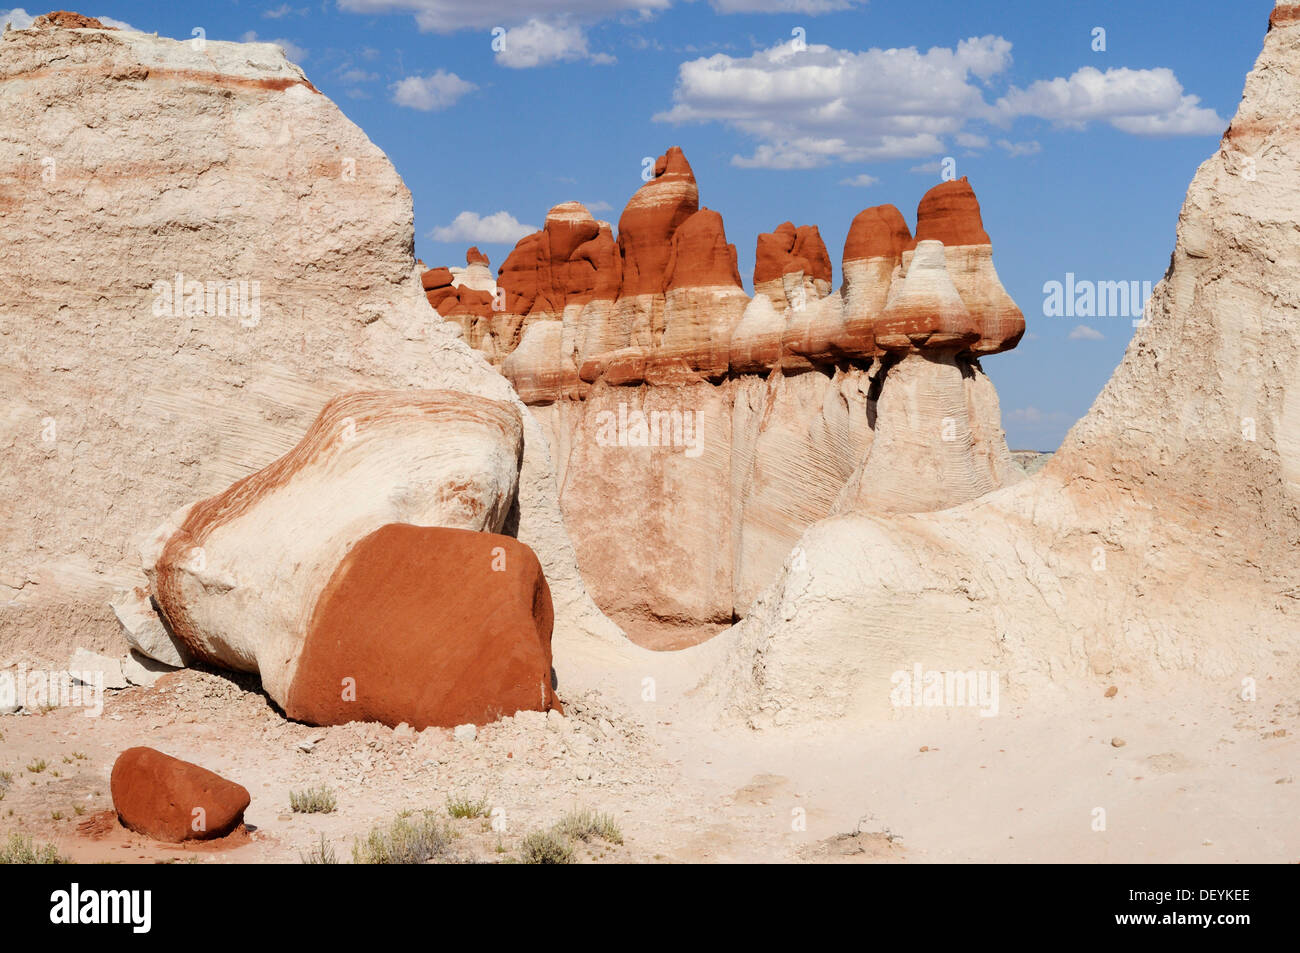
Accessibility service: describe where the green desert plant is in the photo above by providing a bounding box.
[352,810,455,864]
[554,808,623,845]
[445,794,491,819]
[0,833,70,864]
[289,786,337,814]
[26,759,46,774]
[517,829,575,865]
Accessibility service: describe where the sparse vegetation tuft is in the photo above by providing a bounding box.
[300,832,339,864]
[517,829,575,864]
[555,808,623,845]
[445,794,491,819]
[289,786,337,814]
[0,833,70,864]
[352,810,455,864]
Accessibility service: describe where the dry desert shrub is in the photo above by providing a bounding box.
[290,786,338,814]
[517,829,575,865]
[554,808,623,845]
[445,794,491,819]
[0,833,70,864]
[300,832,339,865]
[352,810,456,864]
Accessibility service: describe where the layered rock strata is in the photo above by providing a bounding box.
[0,22,616,665]
[424,150,1026,638]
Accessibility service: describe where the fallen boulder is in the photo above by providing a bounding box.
[111,747,249,842]
[284,524,560,729]
[141,389,526,716]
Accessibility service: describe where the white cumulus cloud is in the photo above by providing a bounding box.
[997,66,1224,136]
[494,18,614,68]
[656,35,1012,169]
[997,138,1041,156]
[1068,324,1104,341]
[0,8,33,28]
[430,211,538,244]
[338,0,669,33]
[390,70,477,110]
[839,173,879,187]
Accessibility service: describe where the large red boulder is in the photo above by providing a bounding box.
[284,524,561,729]
[421,266,453,292]
[111,747,250,842]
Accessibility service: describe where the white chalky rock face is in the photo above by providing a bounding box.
[832,351,1018,515]
[450,261,496,295]
[0,22,621,660]
[141,390,522,706]
[707,3,1300,724]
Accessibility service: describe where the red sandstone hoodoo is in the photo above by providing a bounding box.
[421,148,1025,396]
[418,147,1028,636]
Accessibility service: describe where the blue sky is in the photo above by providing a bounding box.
[3,1,1273,449]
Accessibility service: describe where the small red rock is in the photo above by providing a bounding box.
[111,747,250,843]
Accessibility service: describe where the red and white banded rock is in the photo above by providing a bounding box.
[421,144,1028,637]
[840,204,912,354]
[909,178,1024,355]
[610,148,701,358]
[874,240,979,352]
[140,390,525,715]
[0,24,619,667]
[754,221,832,311]
[656,208,747,380]
[491,203,620,377]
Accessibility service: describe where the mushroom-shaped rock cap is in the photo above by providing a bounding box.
[755,222,832,285]
[466,246,489,267]
[913,177,991,247]
[544,201,601,261]
[844,204,913,263]
[665,208,743,291]
[875,240,979,351]
[911,178,1024,355]
[617,146,700,297]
